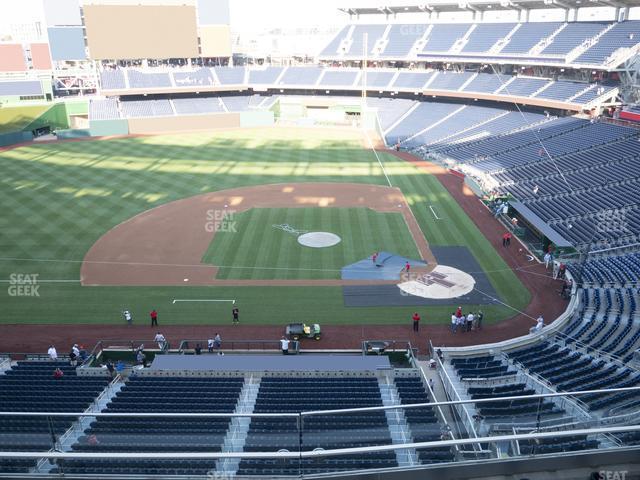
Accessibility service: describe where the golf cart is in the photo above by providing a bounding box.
[286,323,321,341]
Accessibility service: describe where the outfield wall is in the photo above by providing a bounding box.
[127,113,241,135]
[0,131,33,147]
[56,128,91,139]
[239,110,274,128]
[89,119,129,137]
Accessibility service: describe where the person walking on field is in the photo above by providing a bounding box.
[232,305,239,325]
[405,262,411,273]
[412,312,421,332]
[150,309,158,327]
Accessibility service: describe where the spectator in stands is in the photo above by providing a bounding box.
[558,263,566,279]
[47,345,57,361]
[69,349,77,367]
[136,348,147,367]
[436,349,443,361]
[195,344,202,355]
[428,378,435,390]
[466,312,474,332]
[451,313,458,333]
[534,315,544,333]
[412,312,421,332]
[150,309,158,327]
[493,201,503,217]
[280,336,290,355]
[106,360,115,378]
[78,346,88,363]
[72,344,80,358]
[154,332,166,350]
[561,279,573,299]
[53,367,64,380]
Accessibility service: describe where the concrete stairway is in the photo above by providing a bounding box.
[378,377,418,467]
[216,374,262,476]
[34,375,126,473]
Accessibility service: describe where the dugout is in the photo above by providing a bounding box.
[507,200,574,257]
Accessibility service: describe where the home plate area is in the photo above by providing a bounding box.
[398,265,475,299]
[342,246,502,307]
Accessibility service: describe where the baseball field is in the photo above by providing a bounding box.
[0,126,531,327]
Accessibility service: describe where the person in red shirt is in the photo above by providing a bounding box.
[405,262,411,273]
[372,252,378,264]
[53,368,64,380]
[502,233,509,247]
[412,312,421,332]
[456,306,462,319]
[150,309,158,327]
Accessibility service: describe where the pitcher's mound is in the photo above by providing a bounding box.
[297,232,341,248]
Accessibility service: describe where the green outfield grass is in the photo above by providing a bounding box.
[202,207,419,280]
[0,127,530,325]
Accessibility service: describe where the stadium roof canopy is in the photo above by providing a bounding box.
[339,0,640,15]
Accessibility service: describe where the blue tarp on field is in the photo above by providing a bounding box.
[341,251,426,280]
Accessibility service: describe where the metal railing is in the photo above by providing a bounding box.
[0,385,637,476]
[1,425,638,462]
[178,339,285,353]
[431,345,480,449]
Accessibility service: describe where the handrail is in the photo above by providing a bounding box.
[2,424,638,460]
[416,358,458,449]
[1,386,639,419]
[434,352,480,443]
[553,330,636,370]
[178,339,282,353]
[504,352,592,417]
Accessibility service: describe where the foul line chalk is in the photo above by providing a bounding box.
[172,299,236,304]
